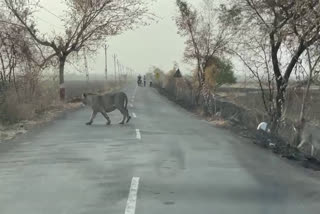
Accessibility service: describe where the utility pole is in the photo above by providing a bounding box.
[117,59,121,82]
[104,45,108,81]
[121,64,123,81]
[83,48,89,87]
[113,54,117,81]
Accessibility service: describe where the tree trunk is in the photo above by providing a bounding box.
[59,57,66,101]
[271,88,284,132]
[194,59,202,105]
[293,48,316,147]
[271,46,306,133]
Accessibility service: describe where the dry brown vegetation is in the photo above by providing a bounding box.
[0,78,118,124]
[0,79,58,123]
[0,78,120,142]
[215,86,320,125]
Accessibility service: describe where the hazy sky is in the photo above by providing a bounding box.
[36,0,227,78]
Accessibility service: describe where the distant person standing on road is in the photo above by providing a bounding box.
[137,74,142,86]
[143,75,146,87]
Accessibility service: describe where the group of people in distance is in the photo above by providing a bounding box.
[137,74,152,87]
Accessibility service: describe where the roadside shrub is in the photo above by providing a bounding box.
[163,70,176,96]
[0,78,118,124]
[0,88,36,123]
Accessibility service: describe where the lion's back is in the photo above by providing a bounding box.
[89,92,127,112]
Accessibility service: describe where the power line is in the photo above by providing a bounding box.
[111,52,135,81]
[38,5,64,21]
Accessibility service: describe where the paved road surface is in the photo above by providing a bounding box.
[1,84,320,214]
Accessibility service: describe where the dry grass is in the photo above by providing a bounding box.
[0,76,61,124]
[209,119,231,128]
[0,79,119,141]
[216,87,320,125]
[0,78,119,125]
[1,88,40,123]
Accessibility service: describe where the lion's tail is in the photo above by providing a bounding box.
[124,93,128,109]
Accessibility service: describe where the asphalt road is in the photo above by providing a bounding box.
[1,83,320,214]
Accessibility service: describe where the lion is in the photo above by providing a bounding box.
[82,92,131,125]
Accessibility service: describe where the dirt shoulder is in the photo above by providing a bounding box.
[0,102,82,142]
[156,87,320,172]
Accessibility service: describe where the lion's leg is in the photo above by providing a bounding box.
[126,109,131,123]
[101,111,111,125]
[86,111,97,125]
[119,108,126,124]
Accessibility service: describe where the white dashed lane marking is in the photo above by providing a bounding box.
[124,177,140,214]
[126,87,140,214]
[135,129,141,140]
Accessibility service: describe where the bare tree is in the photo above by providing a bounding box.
[220,0,320,132]
[229,32,277,122]
[293,45,320,147]
[0,11,44,95]
[4,0,150,100]
[176,0,229,98]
